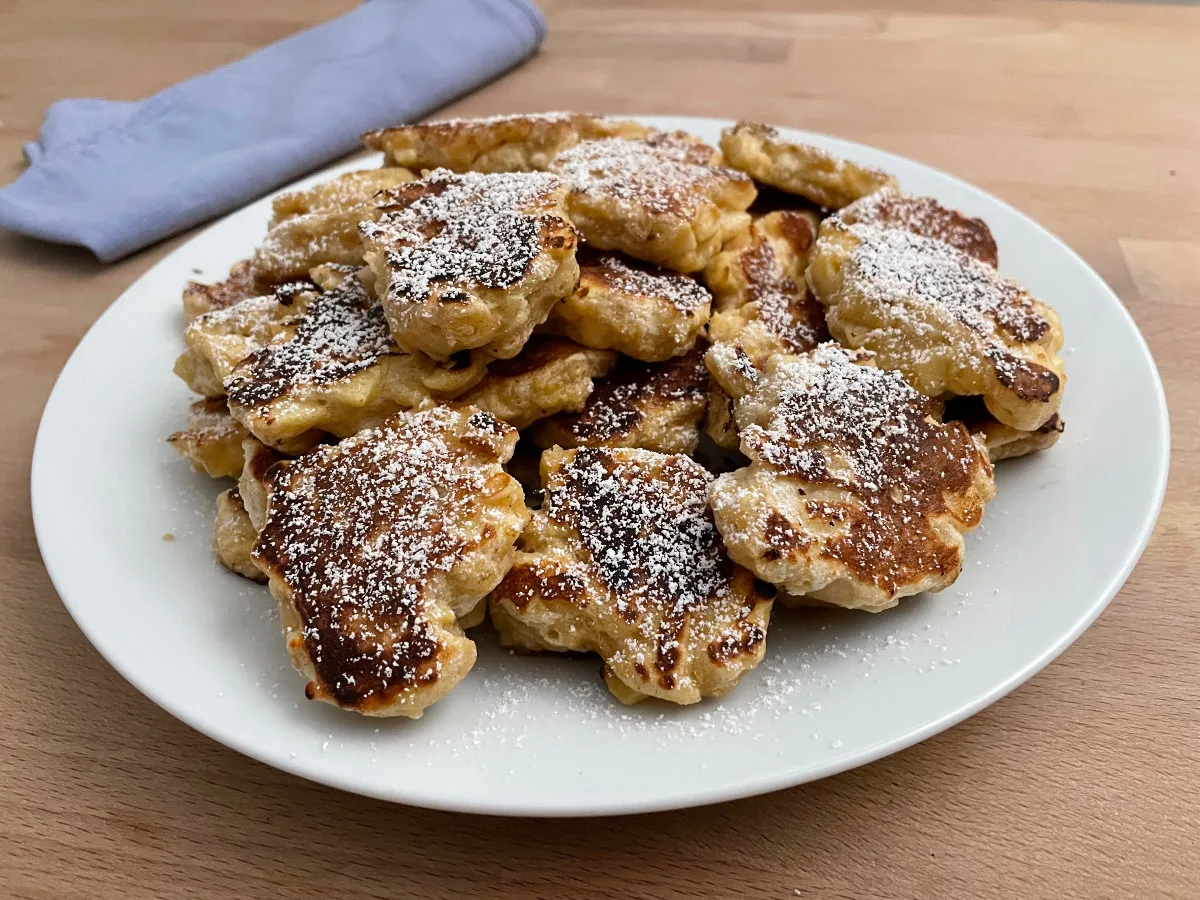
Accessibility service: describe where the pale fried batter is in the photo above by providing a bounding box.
[362,112,651,173]
[168,398,250,479]
[238,437,282,533]
[489,446,774,705]
[459,337,617,430]
[944,396,1064,463]
[174,284,309,398]
[250,168,415,287]
[213,488,267,582]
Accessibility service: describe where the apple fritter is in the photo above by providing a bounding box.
[224,266,486,453]
[708,344,995,613]
[532,348,709,456]
[238,437,282,533]
[250,168,415,288]
[253,405,529,718]
[550,133,756,272]
[545,248,712,362]
[168,398,250,479]
[459,337,617,430]
[944,396,1064,463]
[213,488,267,582]
[182,260,256,322]
[720,121,896,210]
[703,208,827,450]
[360,169,579,360]
[489,446,774,705]
[831,188,999,267]
[705,209,827,363]
[807,214,1066,430]
[174,282,310,398]
[362,112,651,173]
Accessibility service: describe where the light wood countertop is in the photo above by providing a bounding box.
[2,1,1198,897]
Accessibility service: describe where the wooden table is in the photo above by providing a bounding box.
[3,1,1198,896]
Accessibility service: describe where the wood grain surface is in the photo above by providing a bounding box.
[2,1,1199,897]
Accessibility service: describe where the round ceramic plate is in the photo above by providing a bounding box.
[32,116,1169,816]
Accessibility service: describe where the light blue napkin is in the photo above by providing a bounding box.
[0,0,545,262]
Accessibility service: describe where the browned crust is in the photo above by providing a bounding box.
[538,348,708,444]
[832,191,999,267]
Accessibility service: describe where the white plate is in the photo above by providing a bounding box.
[32,116,1169,816]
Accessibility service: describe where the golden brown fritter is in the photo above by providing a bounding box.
[174,284,308,398]
[720,121,896,210]
[831,188,999,267]
[550,133,756,272]
[168,398,250,479]
[250,168,415,287]
[362,112,651,173]
[545,248,712,362]
[489,446,774,705]
[703,208,828,449]
[360,169,579,360]
[705,209,826,363]
[182,260,256,322]
[253,405,529,718]
[217,265,485,453]
[807,212,1066,430]
[708,344,995,612]
[532,348,709,456]
[459,337,617,430]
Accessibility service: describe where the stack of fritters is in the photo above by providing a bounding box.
[169,113,1067,717]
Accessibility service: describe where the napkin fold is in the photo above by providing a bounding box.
[0,0,546,262]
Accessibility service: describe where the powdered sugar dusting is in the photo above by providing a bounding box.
[550,449,727,620]
[581,251,711,313]
[225,277,392,408]
[415,594,979,758]
[253,406,506,707]
[731,344,990,593]
[201,292,292,333]
[553,136,750,216]
[846,223,1046,345]
[360,169,565,305]
[835,190,998,266]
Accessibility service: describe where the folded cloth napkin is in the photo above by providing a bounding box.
[0,0,545,262]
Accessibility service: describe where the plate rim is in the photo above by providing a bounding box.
[30,114,1171,816]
